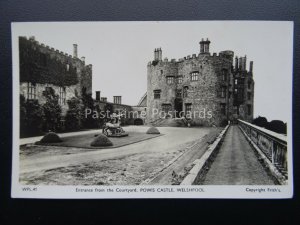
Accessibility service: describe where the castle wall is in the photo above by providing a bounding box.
[20,82,78,115]
[147,60,178,122]
[147,52,235,126]
[19,36,93,117]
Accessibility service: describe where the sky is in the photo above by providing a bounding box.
[12,21,293,122]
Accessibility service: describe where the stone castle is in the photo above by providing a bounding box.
[19,36,92,115]
[19,36,254,128]
[19,36,146,126]
[146,38,254,126]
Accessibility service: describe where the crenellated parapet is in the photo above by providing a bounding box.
[19,36,92,94]
[146,38,255,126]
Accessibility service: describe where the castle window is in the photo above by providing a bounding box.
[176,89,182,98]
[27,82,36,100]
[235,79,238,85]
[154,90,161,99]
[247,104,251,115]
[247,92,251,100]
[191,72,199,81]
[221,87,226,98]
[183,86,189,98]
[177,76,183,84]
[160,70,163,75]
[66,64,70,71]
[248,81,251,89]
[59,87,66,105]
[166,76,174,84]
[185,103,192,114]
[222,70,227,81]
[220,103,226,115]
[45,86,52,93]
[162,104,172,114]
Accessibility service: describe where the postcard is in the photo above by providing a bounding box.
[11,21,293,198]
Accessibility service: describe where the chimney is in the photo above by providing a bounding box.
[81,56,85,63]
[249,61,253,73]
[73,44,78,58]
[199,38,210,54]
[158,48,162,61]
[113,96,122,104]
[243,55,247,71]
[96,91,101,101]
[29,36,35,41]
[154,48,158,61]
[239,57,243,70]
[235,57,239,70]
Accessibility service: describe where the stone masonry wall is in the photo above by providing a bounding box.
[20,82,78,115]
[147,52,234,126]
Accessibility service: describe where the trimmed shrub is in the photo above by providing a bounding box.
[146,126,160,134]
[90,134,113,147]
[39,132,62,143]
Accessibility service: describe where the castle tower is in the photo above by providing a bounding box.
[199,38,211,54]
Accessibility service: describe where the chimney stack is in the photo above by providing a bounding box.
[96,91,101,101]
[199,38,211,54]
[249,61,253,73]
[73,44,78,58]
[154,48,162,61]
[235,57,239,70]
[113,96,122,105]
[81,56,85,63]
[243,55,247,71]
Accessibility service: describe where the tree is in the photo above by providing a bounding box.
[252,116,268,128]
[267,120,287,134]
[65,97,83,131]
[20,94,45,137]
[81,87,99,129]
[42,87,62,132]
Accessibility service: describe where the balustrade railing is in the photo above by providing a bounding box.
[238,119,288,178]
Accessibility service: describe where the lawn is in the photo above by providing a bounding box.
[35,131,162,149]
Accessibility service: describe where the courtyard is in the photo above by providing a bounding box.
[19,126,220,185]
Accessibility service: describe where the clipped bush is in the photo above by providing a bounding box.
[90,134,113,147]
[146,126,160,134]
[39,132,62,143]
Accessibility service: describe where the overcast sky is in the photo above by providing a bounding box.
[12,21,293,122]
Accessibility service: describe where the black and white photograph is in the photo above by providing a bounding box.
[11,21,293,198]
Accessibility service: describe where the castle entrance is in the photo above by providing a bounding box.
[174,98,183,118]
